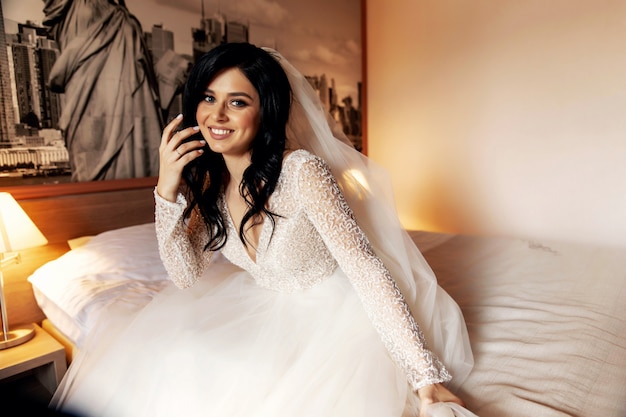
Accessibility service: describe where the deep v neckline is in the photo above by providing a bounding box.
[222,196,266,265]
[221,151,291,265]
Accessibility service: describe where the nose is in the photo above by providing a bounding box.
[212,102,228,122]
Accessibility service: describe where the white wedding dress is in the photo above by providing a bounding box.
[51,150,478,417]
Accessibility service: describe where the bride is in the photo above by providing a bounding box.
[51,42,477,417]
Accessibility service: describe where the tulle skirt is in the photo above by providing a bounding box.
[51,260,477,417]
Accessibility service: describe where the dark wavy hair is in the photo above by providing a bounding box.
[179,42,292,252]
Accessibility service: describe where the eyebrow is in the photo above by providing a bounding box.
[204,88,255,101]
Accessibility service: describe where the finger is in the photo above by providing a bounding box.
[171,144,204,170]
[161,114,183,147]
[172,127,202,156]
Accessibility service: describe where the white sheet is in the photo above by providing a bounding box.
[421,234,626,417]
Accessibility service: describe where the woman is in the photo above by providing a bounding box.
[51,43,476,417]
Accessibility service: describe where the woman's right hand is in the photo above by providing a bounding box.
[156,114,205,202]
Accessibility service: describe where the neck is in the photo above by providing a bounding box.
[223,152,251,188]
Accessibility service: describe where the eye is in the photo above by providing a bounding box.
[202,94,215,104]
[230,98,248,108]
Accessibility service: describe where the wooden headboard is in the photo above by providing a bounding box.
[2,177,157,327]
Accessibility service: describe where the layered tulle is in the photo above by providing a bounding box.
[52,258,477,417]
[52,260,403,416]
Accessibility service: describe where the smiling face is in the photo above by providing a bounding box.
[195,67,261,160]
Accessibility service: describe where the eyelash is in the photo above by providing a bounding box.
[202,95,248,108]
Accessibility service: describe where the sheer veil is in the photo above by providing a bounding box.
[266,48,474,391]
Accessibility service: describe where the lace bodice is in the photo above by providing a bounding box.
[155,149,451,390]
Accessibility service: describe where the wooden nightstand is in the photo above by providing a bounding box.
[0,323,67,406]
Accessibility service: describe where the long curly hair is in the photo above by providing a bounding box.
[180,43,292,251]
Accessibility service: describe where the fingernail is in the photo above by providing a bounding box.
[176,114,183,119]
[193,126,200,131]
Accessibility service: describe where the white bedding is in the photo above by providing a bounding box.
[28,223,169,347]
[28,224,626,416]
[421,235,626,416]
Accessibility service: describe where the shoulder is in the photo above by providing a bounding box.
[282,149,337,193]
[283,149,331,174]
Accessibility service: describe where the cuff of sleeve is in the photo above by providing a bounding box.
[154,188,188,226]
[154,187,187,212]
[154,187,187,206]
[409,365,453,392]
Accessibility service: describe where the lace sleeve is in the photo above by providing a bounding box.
[297,157,452,391]
[154,189,213,289]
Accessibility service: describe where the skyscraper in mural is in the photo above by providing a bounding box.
[192,0,249,62]
[0,2,17,144]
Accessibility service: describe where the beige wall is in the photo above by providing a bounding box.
[365,0,626,247]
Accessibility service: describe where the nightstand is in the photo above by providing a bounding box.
[0,323,67,406]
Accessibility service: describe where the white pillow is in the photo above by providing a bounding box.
[28,223,170,347]
[67,235,94,249]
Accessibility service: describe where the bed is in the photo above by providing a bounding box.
[6,180,626,417]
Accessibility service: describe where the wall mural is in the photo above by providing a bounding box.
[0,0,362,188]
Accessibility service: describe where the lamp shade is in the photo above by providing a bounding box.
[0,192,48,252]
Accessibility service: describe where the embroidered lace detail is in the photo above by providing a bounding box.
[154,191,213,289]
[154,149,451,390]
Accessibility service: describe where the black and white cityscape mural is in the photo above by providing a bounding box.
[0,0,362,186]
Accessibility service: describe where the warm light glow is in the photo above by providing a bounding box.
[340,169,372,201]
[0,192,48,253]
[343,168,371,191]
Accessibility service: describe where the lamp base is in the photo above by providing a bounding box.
[0,324,35,349]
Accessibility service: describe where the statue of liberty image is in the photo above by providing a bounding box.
[43,0,163,181]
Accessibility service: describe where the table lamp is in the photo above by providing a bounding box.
[0,192,48,349]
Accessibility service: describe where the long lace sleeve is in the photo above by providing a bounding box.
[154,189,214,289]
[297,156,452,391]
